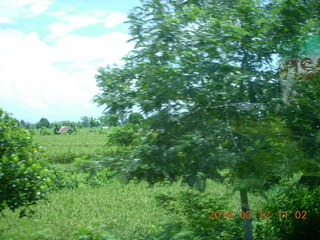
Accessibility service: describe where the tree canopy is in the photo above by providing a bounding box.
[0,109,53,214]
[94,1,319,238]
[94,0,287,189]
[37,118,50,129]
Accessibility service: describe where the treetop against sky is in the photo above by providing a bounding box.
[1,0,318,123]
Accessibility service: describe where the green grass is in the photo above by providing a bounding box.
[1,181,174,239]
[32,128,125,163]
[0,128,275,239]
[0,166,268,240]
[0,180,200,239]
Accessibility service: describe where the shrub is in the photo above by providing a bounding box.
[107,124,139,146]
[0,109,53,213]
[53,124,61,134]
[50,157,116,190]
[50,166,81,190]
[75,222,120,240]
[40,127,52,135]
[256,186,320,239]
[155,189,243,239]
[126,112,144,125]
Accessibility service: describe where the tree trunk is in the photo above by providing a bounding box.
[240,189,253,240]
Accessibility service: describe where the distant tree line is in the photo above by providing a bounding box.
[17,112,144,131]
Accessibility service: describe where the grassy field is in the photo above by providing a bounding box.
[0,174,266,240]
[0,179,180,240]
[32,128,123,163]
[0,128,273,239]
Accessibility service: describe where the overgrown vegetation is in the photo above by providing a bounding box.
[0,166,268,240]
[93,0,320,239]
[257,186,320,240]
[32,128,119,163]
[1,0,320,239]
[0,109,53,214]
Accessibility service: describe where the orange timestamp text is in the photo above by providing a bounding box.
[209,210,308,220]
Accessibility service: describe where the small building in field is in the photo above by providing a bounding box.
[57,126,71,134]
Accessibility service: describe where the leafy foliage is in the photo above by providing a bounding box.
[99,113,121,127]
[126,112,144,125]
[155,189,242,239]
[107,124,140,146]
[53,124,62,134]
[266,0,320,59]
[94,0,290,192]
[0,108,53,213]
[93,0,320,238]
[282,75,320,174]
[50,157,117,190]
[40,127,52,136]
[75,223,120,240]
[36,118,50,129]
[51,166,81,190]
[256,186,320,240]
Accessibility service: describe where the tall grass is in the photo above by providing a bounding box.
[0,127,274,239]
[32,128,124,163]
[0,166,268,240]
[0,179,214,239]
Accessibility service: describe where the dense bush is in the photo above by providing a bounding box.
[51,157,116,190]
[126,112,144,125]
[256,186,320,239]
[0,109,53,213]
[155,189,243,239]
[40,127,52,135]
[51,166,81,190]
[107,124,140,146]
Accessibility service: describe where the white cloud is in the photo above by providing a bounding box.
[11,0,38,4]
[104,13,127,28]
[0,0,52,22]
[0,1,136,122]
[28,0,52,14]
[86,9,111,18]
[65,15,100,28]
[47,22,71,38]
[46,14,101,39]
[0,16,13,23]
[0,28,135,122]
[52,32,134,62]
[46,11,127,39]
[47,11,66,17]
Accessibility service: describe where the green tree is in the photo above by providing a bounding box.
[19,120,26,127]
[126,112,144,125]
[0,109,53,214]
[53,123,62,134]
[271,0,320,184]
[94,0,314,238]
[37,118,50,129]
[266,0,320,59]
[80,116,90,128]
[100,113,121,127]
[40,127,52,135]
[282,75,320,177]
[89,116,99,128]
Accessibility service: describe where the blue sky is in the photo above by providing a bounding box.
[0,0,141,123]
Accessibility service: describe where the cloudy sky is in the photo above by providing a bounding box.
[0,0,141,123]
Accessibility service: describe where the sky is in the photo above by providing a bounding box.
[0,0,141,123]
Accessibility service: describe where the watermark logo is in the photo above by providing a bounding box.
[281,57,320,81]
[281,35,320,81]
